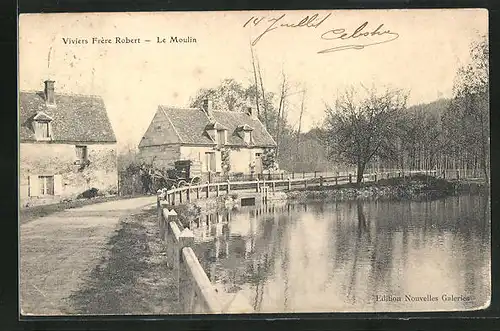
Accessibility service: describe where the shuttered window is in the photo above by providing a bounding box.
[39,176,54,195]
[76,146,88,163]
[217,130,226,146]
[205,152,216,172]
[34,121,51,139]
[243,131,253,144]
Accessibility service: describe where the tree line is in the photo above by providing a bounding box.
[118,35,489,186]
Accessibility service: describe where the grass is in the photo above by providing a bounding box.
[292,174,455,192]
[286,174,465,202]
[66,209,180,315]
[19,194,150,225]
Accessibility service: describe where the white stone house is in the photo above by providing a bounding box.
[138,100,277,176]
[19,80,118,206]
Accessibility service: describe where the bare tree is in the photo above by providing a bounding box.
[324,85,408,184]
[444,35,489,182]
[275,69,290,158]
[296,87,307,156]
[250,45,261,117]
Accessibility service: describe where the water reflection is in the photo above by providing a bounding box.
[192,195,490,312]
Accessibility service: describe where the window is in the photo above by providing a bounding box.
[39,176,54,195]
[205,152,216,172]
[34,121,51,140]
[217,130,226,146]
[243,131,252,144]
[76,146,88,163]
[40,122,50,138]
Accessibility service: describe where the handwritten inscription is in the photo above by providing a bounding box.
[242,13,400,54]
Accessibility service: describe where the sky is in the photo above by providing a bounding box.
[19,9,488,151]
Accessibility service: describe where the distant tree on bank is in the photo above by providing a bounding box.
[324,85,408,184]
[443,35,489,182]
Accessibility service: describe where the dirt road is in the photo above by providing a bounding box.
[19,196,164,315]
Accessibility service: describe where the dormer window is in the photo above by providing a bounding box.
[243,131,250,144]
[237,124,254,145]
[33,111,53,141]
[217,129,227,146]
[206,122,227,146]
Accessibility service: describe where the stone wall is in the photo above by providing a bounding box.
[20,143,118,206]
[180,146,219,172]
[229,147,264,173]
[137,144,181,169]
[179,145,264,174]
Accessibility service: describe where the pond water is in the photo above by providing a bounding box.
[190,194,490,313]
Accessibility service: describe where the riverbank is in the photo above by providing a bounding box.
[67,207,179,315]
[158,175,489,226]
[286,174,489,202]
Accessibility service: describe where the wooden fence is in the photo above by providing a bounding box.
[158,170,446,206]
[155,168,483,313]
[158,200,253,314]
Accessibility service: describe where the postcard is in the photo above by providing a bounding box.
[18,9,490,315]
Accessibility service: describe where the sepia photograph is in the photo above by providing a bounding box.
[18,9,490,315]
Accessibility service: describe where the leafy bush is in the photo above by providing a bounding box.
[77,187,99,199]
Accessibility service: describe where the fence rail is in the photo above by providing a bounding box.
[159,169,470,205]
[155,168,484,313]
[158,201,252,314]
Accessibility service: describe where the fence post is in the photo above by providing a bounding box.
[272,181,276,192]
[320,176,324,187]
[314,171,317,178]
[216,184,220,197]
[374,174,377,182]
[157,195,161,224]
[256,179,260,193]
[456,170,460,181]
[443,170,446,179]
[287,177,291,191]
[335,176,338,186]
[196,186,200,199]
[292,172,295,179]
[227,179,231,194]
[159,201,168,240]
[164,209,177,269]
[177,228,195,306]
[179,189,183,203]
[349,174,352,183]
[281,173,284,180]
[206,181,210,198]
[171,191,176,205]
[187,185,191,202]
[302,171,305,179]
[268,172,271,180]
[304,179,308,189]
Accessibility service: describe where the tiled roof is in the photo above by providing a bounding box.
[237,124,253,131]
[139,106,276,148]
[206,122,227,130]
[33,111,53,121]
[19,91,117,143]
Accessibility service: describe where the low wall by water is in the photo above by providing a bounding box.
[157,199,254,314]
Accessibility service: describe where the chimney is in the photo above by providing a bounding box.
[44,80,55,106]
[202,98,213,116]
[246,105,256,118]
